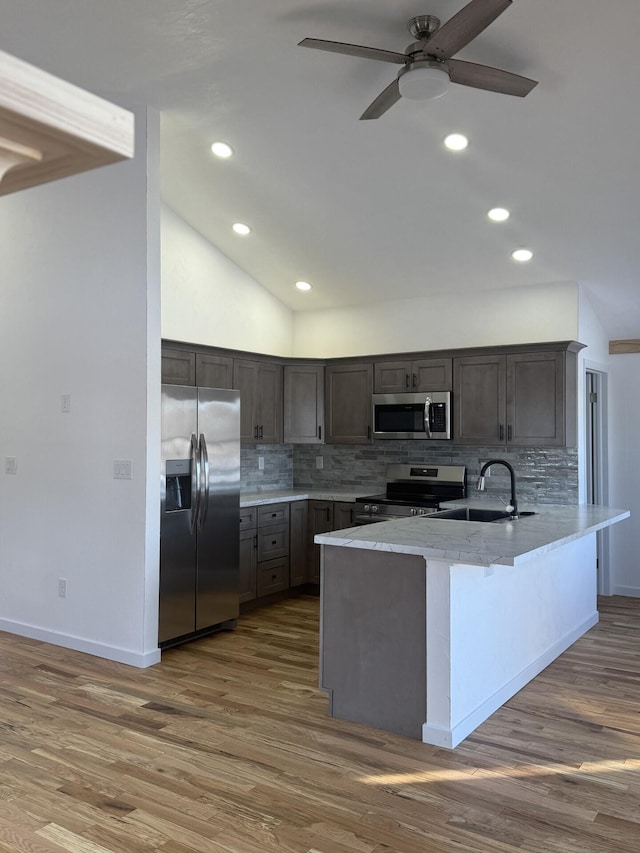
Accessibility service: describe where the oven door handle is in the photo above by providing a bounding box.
[424,397,432,438]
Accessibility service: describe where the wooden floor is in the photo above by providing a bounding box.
[1,595,640,853]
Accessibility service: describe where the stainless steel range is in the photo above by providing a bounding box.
[354,464,467,524]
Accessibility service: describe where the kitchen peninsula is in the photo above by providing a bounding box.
[315,503,629,748]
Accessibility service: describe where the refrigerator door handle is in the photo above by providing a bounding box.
[189,432,200,535]
[198,433,210,530]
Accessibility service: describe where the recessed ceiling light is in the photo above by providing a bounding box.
[211,141,233,158]
[512,248,533,262]
[232,222,251,235]
[295,281,312,292]
[488,207,510,222]
[443,133,469,152]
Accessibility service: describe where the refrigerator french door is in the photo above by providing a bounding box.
[160,384,240,646]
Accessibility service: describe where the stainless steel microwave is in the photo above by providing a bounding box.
[372,391,452,440]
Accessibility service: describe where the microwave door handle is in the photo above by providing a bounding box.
[189,433,200,535]
[424,397,432,438]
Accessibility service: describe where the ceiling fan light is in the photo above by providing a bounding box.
[398,63,450,101]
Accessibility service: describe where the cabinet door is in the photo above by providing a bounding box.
[454,355,507,445]
[284,364,325,443]
[507,352,564,446]
[306,501,334,584]
[289,500,308,587]
[374,361,412,393]
[333,501,355,530]
[233,359,260,442]
[196,354,233,389]
[162,348,195,386]
[325,363,373,444]
[239,528,257,603]
[257,361,283,444]
[412,358,453,392]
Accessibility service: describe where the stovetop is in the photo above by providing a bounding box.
[355,463,467,510]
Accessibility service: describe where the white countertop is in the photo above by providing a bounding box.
[241,489,362,507]
[314,500,630,568]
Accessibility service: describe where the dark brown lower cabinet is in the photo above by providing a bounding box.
[241,498,357,599]
[239,508,258,604]
[289,501,308,587]
[306,501,335,584]
[333,501,356,530]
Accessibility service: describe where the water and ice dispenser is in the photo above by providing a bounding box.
[165,459,192,512]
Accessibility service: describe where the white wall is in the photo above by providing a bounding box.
[161,205,293,356]
[292,282,579,358]
[0,106,161,666]
[608,353,640,596]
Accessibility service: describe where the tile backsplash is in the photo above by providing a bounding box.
[242,441,579,504]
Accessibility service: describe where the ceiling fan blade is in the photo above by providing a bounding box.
[448,58,538,96]
[360,79,402,120]
[298,38,405,65]
[425,0,512,60]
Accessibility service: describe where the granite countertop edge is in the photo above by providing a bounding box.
[314,502,630,568]
[241,489,364,507]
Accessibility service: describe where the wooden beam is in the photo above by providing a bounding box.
[609,340,640,354]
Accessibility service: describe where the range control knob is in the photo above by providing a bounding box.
[363,504,370,512]
[417,508,428,516]
[410,507,417,516]
[371,504,379,514]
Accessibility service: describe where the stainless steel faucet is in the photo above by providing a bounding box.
[476,459,519,519]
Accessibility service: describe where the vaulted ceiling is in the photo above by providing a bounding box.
[2,1,639,335]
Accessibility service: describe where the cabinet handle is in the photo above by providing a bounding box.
[253,535,257,548]
[318,425,322,440]
[272,540,277,546]
[499,424,504,441]
[412,373,417,388]
[254,425,259,440]
[259,425,264,440]
[508,425,512,441]
[367,425,372,440]
[405,373,410,389]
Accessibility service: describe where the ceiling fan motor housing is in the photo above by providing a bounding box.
[408,15,441,40]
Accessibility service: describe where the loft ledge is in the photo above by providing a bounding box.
[0,48,134,195]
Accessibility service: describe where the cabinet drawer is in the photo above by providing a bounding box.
[258,503,290,527]
[257,523,288,561]
[257,557,289,597]
[240,506,257,531]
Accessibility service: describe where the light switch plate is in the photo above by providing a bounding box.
[5,456,17,475]
[113,459,133,479]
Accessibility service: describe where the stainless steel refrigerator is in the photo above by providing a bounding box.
[160,384,240,646]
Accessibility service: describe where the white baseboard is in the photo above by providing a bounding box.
[610,586,640,598]
[422,611,599,749]
[0,618,161,668]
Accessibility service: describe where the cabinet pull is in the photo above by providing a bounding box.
[412,373,417,388]
[272,540,277,546]
[367,425,372,440]
[508,424,512,441]
[254,425,259,440]
[318,425,322,440]
[253,535,257,548]
[405,373,410,389]
[259,425,264,440]
[499,424,504,441]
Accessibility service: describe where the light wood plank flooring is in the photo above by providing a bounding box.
[1,595,640,852]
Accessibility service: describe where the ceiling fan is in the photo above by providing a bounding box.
[299,0,538,120]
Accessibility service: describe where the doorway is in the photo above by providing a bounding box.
[585,368,609,594]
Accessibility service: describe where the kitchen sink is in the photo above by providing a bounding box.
[427,508,513,522]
